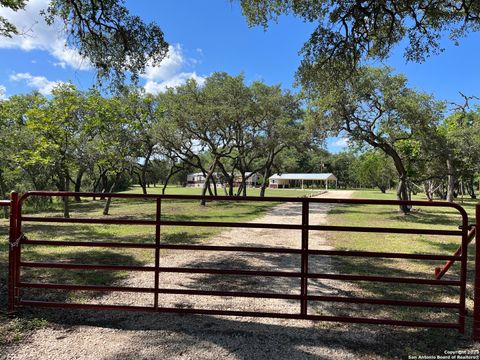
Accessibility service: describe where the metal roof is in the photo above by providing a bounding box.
[269,173,337,181]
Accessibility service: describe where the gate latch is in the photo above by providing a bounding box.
[10,233,26,249]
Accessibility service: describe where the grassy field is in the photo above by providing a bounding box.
[319,189,479,357]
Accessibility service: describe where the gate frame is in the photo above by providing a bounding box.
[473,203,480,340]
[3,191,475,335]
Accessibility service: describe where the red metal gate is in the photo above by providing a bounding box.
[4,191,476,335]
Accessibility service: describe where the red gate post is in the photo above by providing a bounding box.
[300,199,309,316]
[473,203,480,341]
[154,197,161,310]
[8,192,18,315]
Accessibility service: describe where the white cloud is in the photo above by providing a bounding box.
[141,44,206,94]
[10,72,63,95]
[332,137,350,148]
[0,0,92,70]
[144,73,206,94]
[53,61,67,69]
[0,85,6,99]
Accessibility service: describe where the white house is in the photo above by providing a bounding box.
[233,172,260,187]
[187,172,260,188]
[269,173,337,189]
[186,173,212,187]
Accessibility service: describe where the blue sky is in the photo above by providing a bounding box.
[1,0,479,152]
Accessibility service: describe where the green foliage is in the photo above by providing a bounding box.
[157,72,303,196]
[241,0,480,86]
[0,0,27,37]
[1,0,168,88]
[353,151,396,192]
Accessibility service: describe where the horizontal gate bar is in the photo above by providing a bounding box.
[17,300,461,329]
[22,239,157,249]
[20,300,155,312]
[0,200,10,206]
[158,267,302,277]
[308,249,460,260]
[159,244,302,254]
[20,262,155,271]
[309,225,462,236]
[308,273,461,286]
[307,295,460,308]
[19,282,155,293]
[20,216,157,226]
[158,288,301,300]
[161,220,302,229]
[18,241,461,261]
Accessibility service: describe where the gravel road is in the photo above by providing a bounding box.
[2,191,396,360]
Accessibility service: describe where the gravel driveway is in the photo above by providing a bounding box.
[2,191,402,360]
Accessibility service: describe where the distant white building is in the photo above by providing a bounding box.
[186,172,260,188]
[233,172,260,187]
[269,173,337,189]
[186,173,213,187]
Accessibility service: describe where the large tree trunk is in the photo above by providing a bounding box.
[74,168,85,202]
[241,172,247,197]
[467,178,477,199]
[446,158,455,202]
[211,176,218,196]
[236,182,244,196]
[62,172,70,219]
[228,177,234,196]
[259,152,275,198]
[424,181,433,201]
[92,168,107,200]
[103,174,120,215]
[100,173,109,200]
[381,145,410,213]
[139,147,154,195]
[200,159,218,206]
[216,160,235,195]
[162,165,181,195]
[207,180,214,196]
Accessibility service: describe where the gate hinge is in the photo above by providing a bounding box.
[10,233,26,249]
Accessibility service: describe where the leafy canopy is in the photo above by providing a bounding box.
[1,0,168,88]
[240,0,480,85]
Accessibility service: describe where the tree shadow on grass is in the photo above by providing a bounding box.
[390,210,463,227]
[328,202,466,228]
[15,249,145,304]
[161,231,211,244]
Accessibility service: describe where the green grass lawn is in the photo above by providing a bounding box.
[319,189,479,357]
